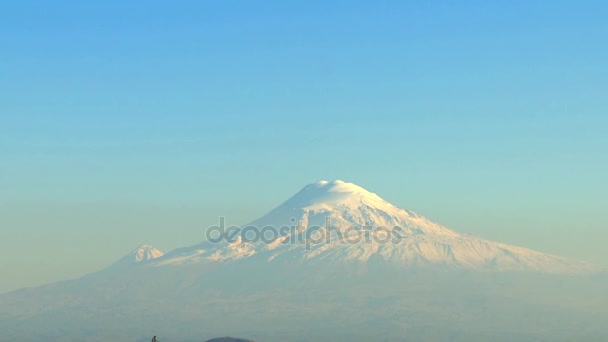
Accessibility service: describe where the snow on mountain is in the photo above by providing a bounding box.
[151,180,592,273]
[113,245,164,266]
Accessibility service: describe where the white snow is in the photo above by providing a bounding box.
[112,245,164,267]
[149,180,593,273]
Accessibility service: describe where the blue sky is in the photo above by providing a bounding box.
[1,1,607,292]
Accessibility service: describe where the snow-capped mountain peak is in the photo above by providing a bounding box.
[151,181,593,273]
[286,180,390,210]
[245,180,447,236]
[115,245,164,266]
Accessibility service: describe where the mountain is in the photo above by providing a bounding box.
[104,245,164,271]
[151,180,590,273]
[117,245,164,265]
[0,180,605,342]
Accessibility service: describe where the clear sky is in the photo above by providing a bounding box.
[1,1,607,293]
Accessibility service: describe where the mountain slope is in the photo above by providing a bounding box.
[152,180,591,273]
